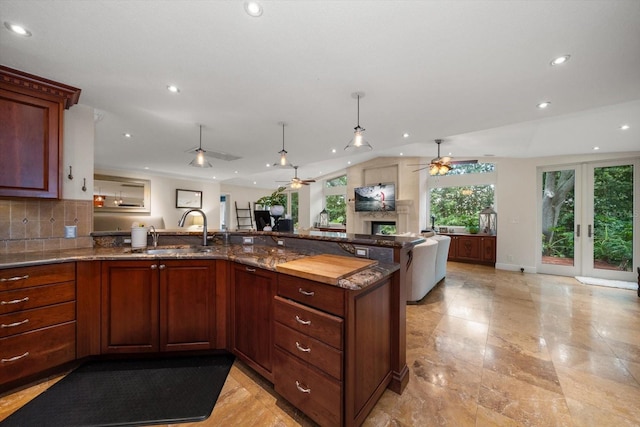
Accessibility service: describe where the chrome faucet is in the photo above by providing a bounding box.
[148,225,159,248]
[178,209,208,246]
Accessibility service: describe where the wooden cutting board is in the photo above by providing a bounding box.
[276,254,377,285]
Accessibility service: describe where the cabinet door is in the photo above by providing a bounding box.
[101,261,159,353]
[159,260,216,352]
[481,237,496,263]
[0,88,61,199]
[231,263,276,380]
[456,236,481,261]
[447,235,458,260]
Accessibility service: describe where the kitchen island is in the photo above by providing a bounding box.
[0,230,422,426]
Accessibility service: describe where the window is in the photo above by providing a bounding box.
[430,185,495,227]
[324,174,347,225]
[428,163,496,229]
[290,191,299,229]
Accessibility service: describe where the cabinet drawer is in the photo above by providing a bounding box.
[0,322,76,385]
[0,263,75,291]
[278,274,344,317]
[274,296,343,349]
[0,281,75,315]
[275,321,342,380]
[0,302,76,338]
[274,347,341,427]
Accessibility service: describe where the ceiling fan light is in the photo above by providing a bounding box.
[429,164,439,175]
[439,164,451,175]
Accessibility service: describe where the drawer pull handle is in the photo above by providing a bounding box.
[295,341,311,353]
[295,315,311,326]
[298,288,315,297]
[0,274,29,283]
[295,380,311,394]
[245,267,256,272]
[1,297,29,305]
[1,319,29,328]
[1,352,29,363]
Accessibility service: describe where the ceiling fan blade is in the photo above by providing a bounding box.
[450,159,478,165]
[412,166,430,172]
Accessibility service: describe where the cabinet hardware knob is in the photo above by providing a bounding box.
[298,288,315,297]
[1,319,29,328]
[295,380,311,394]
[245,267,256,272]
[295,341,311,353]
[0,274,29,282]
[159,264,166,270]
[150,264,158,269]
[295,315,311,326]
[1,296,29,305]
[1,352,29,363]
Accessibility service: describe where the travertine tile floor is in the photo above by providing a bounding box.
[1,262,639,426]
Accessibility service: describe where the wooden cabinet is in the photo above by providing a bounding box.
[445,233,496,266]
[0,263,76,388]
[101,259,216,354]
[230,263,276,381]
[0,66,80,199]
[273,273,395,427]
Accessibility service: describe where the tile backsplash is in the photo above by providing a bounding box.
[0,199,93,254]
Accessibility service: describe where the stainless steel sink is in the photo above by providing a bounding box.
[143,247,212,255]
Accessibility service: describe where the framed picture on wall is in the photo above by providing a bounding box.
[176,189,202,209]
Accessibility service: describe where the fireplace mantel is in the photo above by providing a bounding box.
[350,199,414,234]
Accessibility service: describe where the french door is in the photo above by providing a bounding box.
[538,159,638,281]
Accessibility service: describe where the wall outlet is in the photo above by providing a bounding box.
[64,225,77,239]
[242,236,254,245]
[277,239,285,246]
[354,247,369,258]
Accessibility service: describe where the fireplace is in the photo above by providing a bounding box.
[371,221,397,235]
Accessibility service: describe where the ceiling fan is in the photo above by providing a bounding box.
[411,139,477,175]
[278,166,316,188]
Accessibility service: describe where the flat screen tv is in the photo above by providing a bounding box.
[354,184,396,212]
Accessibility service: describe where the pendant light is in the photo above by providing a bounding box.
[273,121,293,168]
[344,92,372,151]
[189,124,213,168]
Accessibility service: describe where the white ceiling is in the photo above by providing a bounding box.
[1,1,639,188]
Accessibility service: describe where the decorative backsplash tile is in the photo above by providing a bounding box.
[0,199,93,254]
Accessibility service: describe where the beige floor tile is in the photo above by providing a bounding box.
[2,263,639,426]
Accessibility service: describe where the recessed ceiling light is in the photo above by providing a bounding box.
[4,22,32,37]
[167,85,180,93]
[550,55,570,66]
[347,161,351,165]
[400,152,404,156]
[234,170,238,174]
[123,133,132,138]
[244,1,263,17]
[212,176,217,179]
[593,146,600,150]
[266,163,271,167]
[620,124,630,130]
[253,181,257,185]
[537,101,551,109]
[402,133,410,138]
[332,148,337,153]
[144,166,149,170]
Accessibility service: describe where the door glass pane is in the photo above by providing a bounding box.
[593,165,634,271]
[541,170,576,266]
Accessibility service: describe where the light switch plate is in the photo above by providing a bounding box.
[242,236,254,245]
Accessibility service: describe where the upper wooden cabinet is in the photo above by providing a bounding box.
[0,66,81,199]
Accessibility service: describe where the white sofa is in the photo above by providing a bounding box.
[405,234,451,303]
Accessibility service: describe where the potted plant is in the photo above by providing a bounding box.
[463,216,480,234]
[256,186,287,216]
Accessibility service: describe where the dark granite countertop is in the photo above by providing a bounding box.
[0,243,399,291]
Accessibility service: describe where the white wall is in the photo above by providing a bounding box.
[62,104,95,201]
[220,184,275,230]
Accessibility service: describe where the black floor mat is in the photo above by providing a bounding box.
[1,353,235,427]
